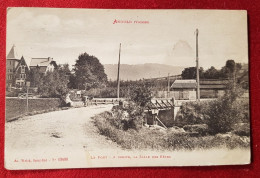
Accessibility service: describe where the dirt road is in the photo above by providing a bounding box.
[5,104,127,169]
[5,105,119,151]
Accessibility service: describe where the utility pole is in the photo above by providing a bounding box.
[167,73,170,98]
[196,29,200,101]
[26,81,30,113]
[117,43,121,100]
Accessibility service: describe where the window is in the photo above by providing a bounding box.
[21,65,25,73]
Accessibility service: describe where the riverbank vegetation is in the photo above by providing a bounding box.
[92,77,250,151]
[93,111,250,151]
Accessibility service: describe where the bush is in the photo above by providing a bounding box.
[111,101,144,130]
[175,101,209,127]
[183,124,209,136]
[175,85,249,135]
[129,82,152,107]
[205,90,249,134]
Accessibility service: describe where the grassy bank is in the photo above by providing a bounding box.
[5,98,62,121]
[93,112,250,151]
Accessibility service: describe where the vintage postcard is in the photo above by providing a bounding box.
[5,8,250,170]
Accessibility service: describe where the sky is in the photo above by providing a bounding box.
[6,8,248,69]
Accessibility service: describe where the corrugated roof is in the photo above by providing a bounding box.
[174,79,196,83]
[171,83,197,89]
[171,80,196,88]
[30,58,53,67]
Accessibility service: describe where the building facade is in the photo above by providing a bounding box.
[171,79,227,100]
[6,45,20,88]
[13,56,30,87]
[6,45,57,89]
[29,57,57,74]
[6,45,29,88]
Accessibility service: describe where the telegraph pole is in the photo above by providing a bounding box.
[117,43,121,100]
[26,81,30,113]
[196,29,200,101]
[167,73,170,98]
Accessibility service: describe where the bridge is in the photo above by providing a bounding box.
[72,97,194,128]
[80,97,179,129]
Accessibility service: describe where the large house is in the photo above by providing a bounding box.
[6,45,30,88]
[6,45,57,89]
[171,79,227,100]
[30,57,57,73]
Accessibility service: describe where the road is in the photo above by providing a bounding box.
[5,104,119,151]
[5,104,125,169]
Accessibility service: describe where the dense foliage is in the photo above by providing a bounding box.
[181,67,204,79]
[181,60,243,80]
[27,64,70,98]
[128,82,153,107]
[72,53,107,90]
[108,81,153,130]
[175,84,249,135]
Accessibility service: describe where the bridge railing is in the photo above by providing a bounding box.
[86,98,126,105]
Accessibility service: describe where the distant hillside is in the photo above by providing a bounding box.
[104,63,185,81]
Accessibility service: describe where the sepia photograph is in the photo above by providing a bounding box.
[5,8,250,170]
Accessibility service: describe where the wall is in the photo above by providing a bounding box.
[145,108,175,127]
[5,98,61,122]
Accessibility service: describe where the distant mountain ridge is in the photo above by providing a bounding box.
[104,63,185,81]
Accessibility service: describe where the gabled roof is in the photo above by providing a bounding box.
[30,57,54,67]
[14,56,29,72]
[7,45,19,59]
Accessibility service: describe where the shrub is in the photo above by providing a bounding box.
[175,101,209,127]
[129,82,152,107]
[205,90,249,134]
[111,101,144,130]
[183,124,209,136]
[175,84,249,135]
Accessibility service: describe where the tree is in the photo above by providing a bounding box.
[181,60,244,80]
[203,66,220,79]
[38,69,69,98]
[73,53,107,90]
[129,82,152,107]
[218,60,243,80]
[205,83,246,134]
[27,67,43,88]
[181,67,204,79]
[27,65,70,98]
